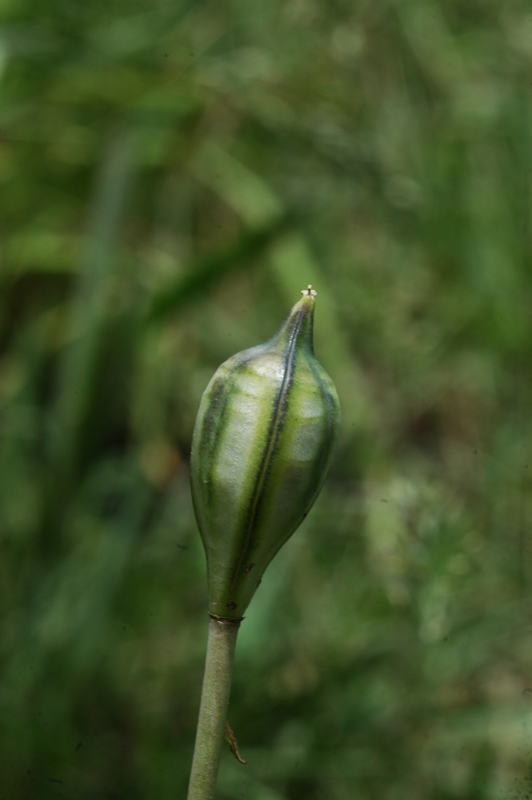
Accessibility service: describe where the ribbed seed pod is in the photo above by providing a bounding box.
[190,286,340,619]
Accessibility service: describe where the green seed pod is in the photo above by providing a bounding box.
[190,286,340,619]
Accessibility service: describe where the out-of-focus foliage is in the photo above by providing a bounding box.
[1,0,532,797]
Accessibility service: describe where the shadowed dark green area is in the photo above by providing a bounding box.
[1,0,532,798]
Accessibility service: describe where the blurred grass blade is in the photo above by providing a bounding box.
[145,215,293,325]
[193,143,283,228]
[41,129,138,554]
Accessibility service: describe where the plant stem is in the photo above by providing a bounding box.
[187,616,241,800]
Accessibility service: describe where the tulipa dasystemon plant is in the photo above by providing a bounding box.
[187,286,340,800]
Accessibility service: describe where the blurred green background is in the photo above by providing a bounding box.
[2,0,532,797]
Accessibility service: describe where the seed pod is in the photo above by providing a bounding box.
[190,286,340,619]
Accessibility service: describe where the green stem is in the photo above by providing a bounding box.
[187,616,241,800]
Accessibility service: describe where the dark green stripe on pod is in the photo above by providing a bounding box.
[190,286,341,619]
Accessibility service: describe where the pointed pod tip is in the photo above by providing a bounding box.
[301,284,317,299]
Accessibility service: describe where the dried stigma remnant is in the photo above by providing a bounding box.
[190,287,341,619]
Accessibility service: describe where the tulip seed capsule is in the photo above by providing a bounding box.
[190,286,341,619]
